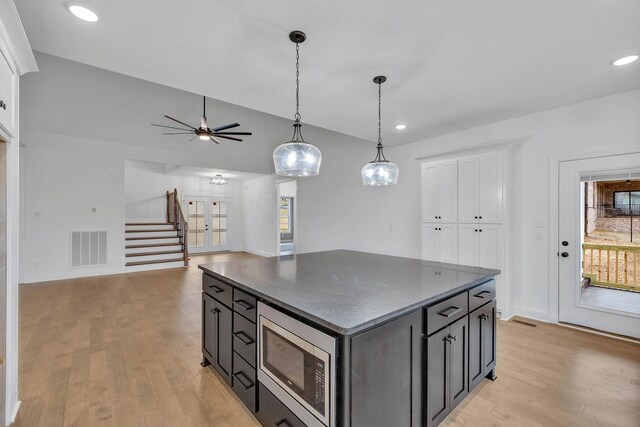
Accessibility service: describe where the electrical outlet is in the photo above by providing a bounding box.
[536,229,544,240]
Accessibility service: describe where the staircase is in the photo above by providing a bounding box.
[125,189,189,271]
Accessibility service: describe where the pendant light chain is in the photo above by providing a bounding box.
[375,80,387,162]
[295,42,301,121]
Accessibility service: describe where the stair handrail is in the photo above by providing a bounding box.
[166,189,189,266]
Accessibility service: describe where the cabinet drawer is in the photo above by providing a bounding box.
[233,288,257,323]
[425,292,468,335]
[257,383,306,427]
[0,49,16,133]
[468,280,496,312]
[233,312,256,367]
[232,352,257,412]
[203,274,232,307]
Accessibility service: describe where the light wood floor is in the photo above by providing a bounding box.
[14,253,640,427]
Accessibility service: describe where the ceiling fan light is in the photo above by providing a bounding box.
[199,134,210,140]
[361,161,399,186]
[273,142,322,177]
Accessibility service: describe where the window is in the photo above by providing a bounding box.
[280,197,292,234]
[613,191,640,215]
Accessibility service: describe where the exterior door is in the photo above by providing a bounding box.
[558,154,640,338]
[186,197,230,253]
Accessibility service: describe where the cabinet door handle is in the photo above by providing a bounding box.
[208,285,225,293]
[234,299,255,311]
[474,290,492,299]
[438,306,461,318]
[448,334,457,342]
[275,420,292,427]
[0,100,6,110]
[233,371,254,390]
[479,216,483,219]
[479,314,489,320]
[210,307,220,315]
[233,331,255,345]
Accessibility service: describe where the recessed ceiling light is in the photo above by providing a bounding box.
[612,55,638,66]
[395,124,407,130]
[69,5,99,22]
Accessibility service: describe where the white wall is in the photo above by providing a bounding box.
[240,174,278,257]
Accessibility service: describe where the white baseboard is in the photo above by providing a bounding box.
[242,248,275,257]
[9,400,20,425]
[513,305,550,323]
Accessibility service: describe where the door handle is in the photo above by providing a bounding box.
[234,299,255,311]
[561,252,569,258]
[233,371,254,390]
[438,306,461,318]
[233,331,255,345]
[474,290,492,299]
[208,285,225,293]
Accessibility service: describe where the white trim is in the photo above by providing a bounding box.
[558,322,639,344]
[242,248,274,258]
[513,305,550,323]
[414,135,529,162]
[8,400,19,425]
[0,1,38,75]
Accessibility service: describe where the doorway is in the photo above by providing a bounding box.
[277,180,297,256]
[185,197,230,253]
[558,153,640,338]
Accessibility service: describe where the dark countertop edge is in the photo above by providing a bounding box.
[198,264,500,336]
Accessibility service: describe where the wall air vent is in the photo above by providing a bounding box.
[71,231,107,267]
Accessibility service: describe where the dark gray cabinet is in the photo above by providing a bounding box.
[425,315,469,427]
[202,290,233,386]
[469,300,497,390]
[350,310,422,427]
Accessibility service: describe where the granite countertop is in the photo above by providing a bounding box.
[199,250,500,335]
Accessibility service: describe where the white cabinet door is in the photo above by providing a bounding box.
[421,164,439,222]
[438,160,458,223]
[439,224,458,264]
[458,224,478,267]
[457,157,478,223]
[0,48,16,134]
[477,154,503,224]
[422,224,439,262]
[477,224,501,269]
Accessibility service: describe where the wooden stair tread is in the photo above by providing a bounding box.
[125,229,177,233]
[126,250,184,257]
[125,236,178,240]
[125,257,185,267]
[125,222,173,226]
[125,243,182,249]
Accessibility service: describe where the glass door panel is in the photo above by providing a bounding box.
[185,197,230,253]
[210,201,229,250]
[187,199,206,251]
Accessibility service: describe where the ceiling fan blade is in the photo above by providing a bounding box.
[216,135,243,142]
[162,132,194,135]
[151,123,193,131]
[213,131,253,136]
[186,136,196,143]
[164,115,197,130]
[210,136,221,144]
[212,123,239,132]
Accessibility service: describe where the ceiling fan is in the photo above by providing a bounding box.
[151,96,252,144]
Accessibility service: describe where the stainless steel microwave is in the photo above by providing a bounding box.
[257,303,336,427]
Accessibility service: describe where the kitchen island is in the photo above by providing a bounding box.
[199,250,500,427]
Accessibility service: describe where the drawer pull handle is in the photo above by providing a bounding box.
[474,290,492,299]
[275,420,292,427]
[209,285,225,293]
[235,299,255,311]
[0,100,6,110]
[233,371,254,390]
[233,331,255,345]
[438,306,461,318]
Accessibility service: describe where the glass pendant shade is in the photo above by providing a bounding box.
[273,141,322,177]
[361,161,399,186]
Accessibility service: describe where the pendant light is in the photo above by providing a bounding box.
[361,76,399,186]
[273,31,322,177]
[209,174,228,185]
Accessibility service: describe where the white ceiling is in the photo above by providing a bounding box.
[16,0,640,145]
[126,160,266,181]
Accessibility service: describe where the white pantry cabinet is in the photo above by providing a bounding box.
[421,160,457,223]
[457,154,503,224]
[0,41,17,135]
[458,224,502,269]
[422,223,458,264]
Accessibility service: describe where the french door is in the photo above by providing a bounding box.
[558,153,640,338]
[185,197,230,253]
